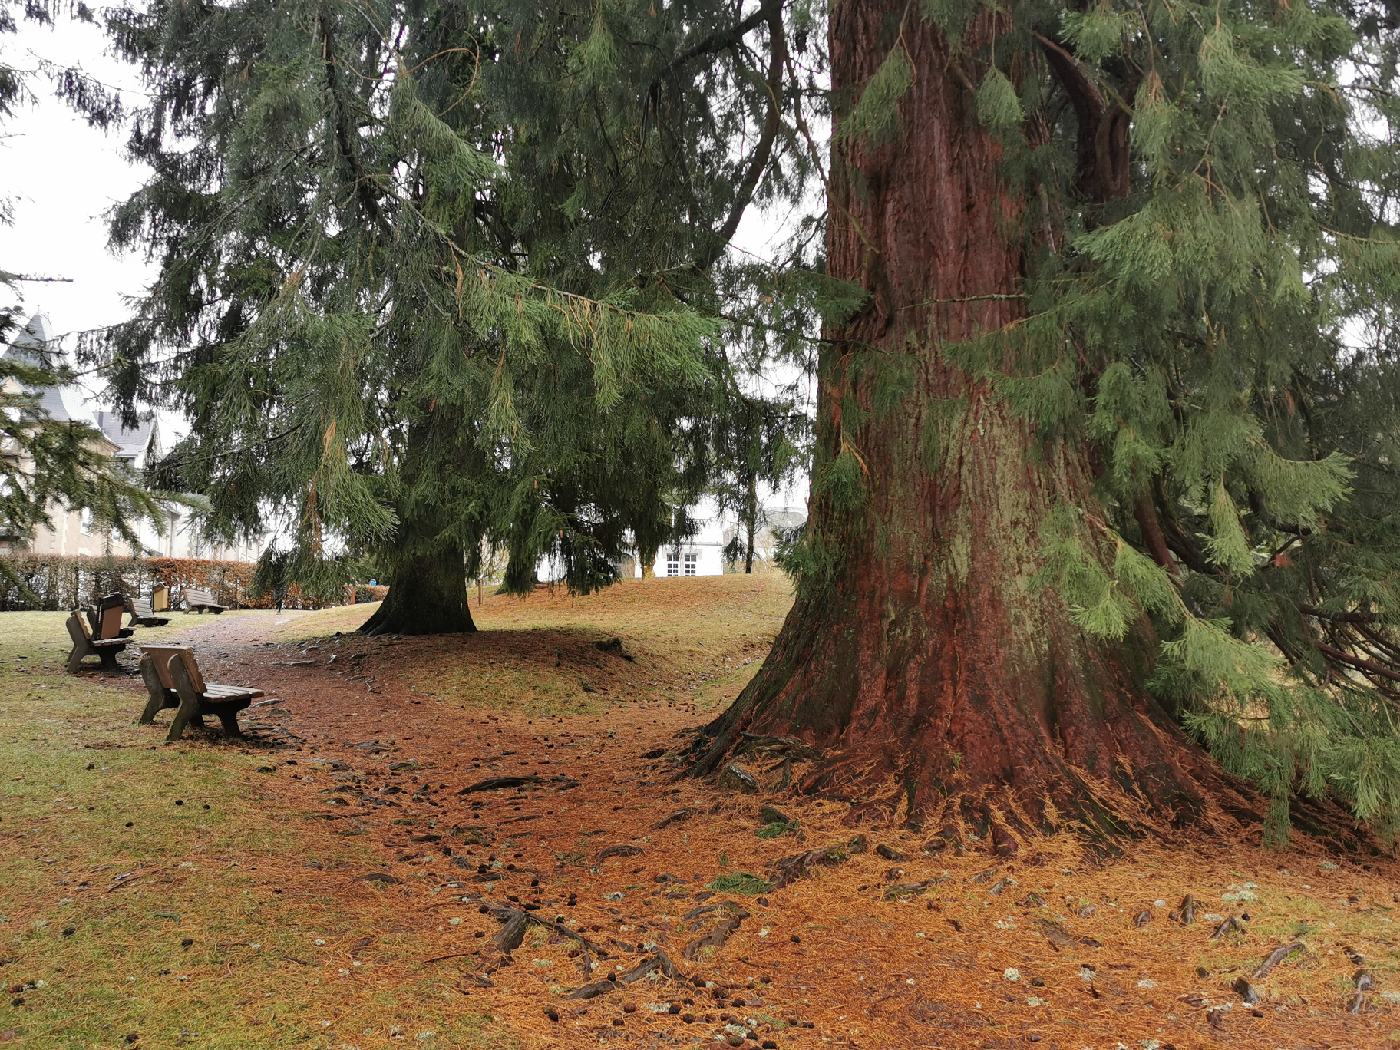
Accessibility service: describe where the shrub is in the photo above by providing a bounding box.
[0,554,336,611]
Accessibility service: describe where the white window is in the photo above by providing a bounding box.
[665,550,680,576]
[683,552,698,576]
[79,507,93,535]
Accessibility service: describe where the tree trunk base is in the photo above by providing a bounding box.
[684,586,1270,855]
[359,545,475,637]
[688,721,1263,855]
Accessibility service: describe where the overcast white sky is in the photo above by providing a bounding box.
[1,15,151,330]
[0,12,158,424]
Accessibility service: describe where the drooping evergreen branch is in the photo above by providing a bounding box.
[693,0,787,272]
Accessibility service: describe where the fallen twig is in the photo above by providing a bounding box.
[1252,940,1305,979]
[106,870,152,893]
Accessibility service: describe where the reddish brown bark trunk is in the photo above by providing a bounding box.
[692,5,1249,846]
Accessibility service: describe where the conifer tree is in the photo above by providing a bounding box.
[98,0,722,633]
[682,0,1400,844]
[99,0,1400,840]
[712,385,806,574]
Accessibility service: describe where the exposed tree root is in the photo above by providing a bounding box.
[564,978,616,1000]
[1253,941,1306,980]
[768,835,869,889]
[483,902,607,976]
[653,807,697,830]
[617,948,682,984]
[681,901,748,961]
[1212,915,1245,940]
[460,774,580,794]
[594,843,643,862]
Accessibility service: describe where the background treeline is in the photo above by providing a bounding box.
[0,554,338,611]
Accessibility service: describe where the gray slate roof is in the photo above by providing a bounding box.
[2,313,71,422]
[94,409,158,462]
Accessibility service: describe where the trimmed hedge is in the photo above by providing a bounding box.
[0,554,333,612]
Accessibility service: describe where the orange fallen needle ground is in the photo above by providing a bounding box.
[3,575,1398,1049]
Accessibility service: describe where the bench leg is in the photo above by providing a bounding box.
[166,695,197,742]
[137,657,167,724]
[66,645,84,675]
[166,656,209,742]
[98,649,120,671]
[216,711,243,737]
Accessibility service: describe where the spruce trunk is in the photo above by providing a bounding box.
[360,538,474,636]
[693,5,1244,845]
[360,422,476,637]
[744,474,758,575]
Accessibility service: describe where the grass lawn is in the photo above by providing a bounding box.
[2,576,1398,1049]
[0,612,506,1049]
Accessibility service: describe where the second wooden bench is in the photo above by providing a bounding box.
[138,645,263,741]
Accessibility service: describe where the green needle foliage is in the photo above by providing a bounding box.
[461,0,1400,838]
[89,0,1400,835]
[92,0,828,630]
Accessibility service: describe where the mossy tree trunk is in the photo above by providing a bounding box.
[691,3,1248,846]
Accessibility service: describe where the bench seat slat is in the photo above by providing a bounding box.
[202,684,263,701]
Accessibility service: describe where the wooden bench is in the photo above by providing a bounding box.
[125,596,171,628]
[137,645,263,741]
[65,610,128,672]
[183,587,226,614]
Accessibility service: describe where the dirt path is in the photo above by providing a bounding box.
[138,609,1400,1050]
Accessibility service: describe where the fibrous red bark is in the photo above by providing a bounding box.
[691,3,1251,847]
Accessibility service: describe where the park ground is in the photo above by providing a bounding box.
[1,574,1399,1049]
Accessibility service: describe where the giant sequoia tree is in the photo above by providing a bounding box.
[671,0,1400,843]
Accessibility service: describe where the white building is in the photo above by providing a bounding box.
[530,496,806,584]
[639,500,729,577]
[637,498,806,578]
[1,313,263,562]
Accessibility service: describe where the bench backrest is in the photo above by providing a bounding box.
[139,645,206,694]
[132,598,155,619]
[97,595,126,640]
[187,588,218,607]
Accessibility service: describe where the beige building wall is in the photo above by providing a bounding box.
[14,499,261,562]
